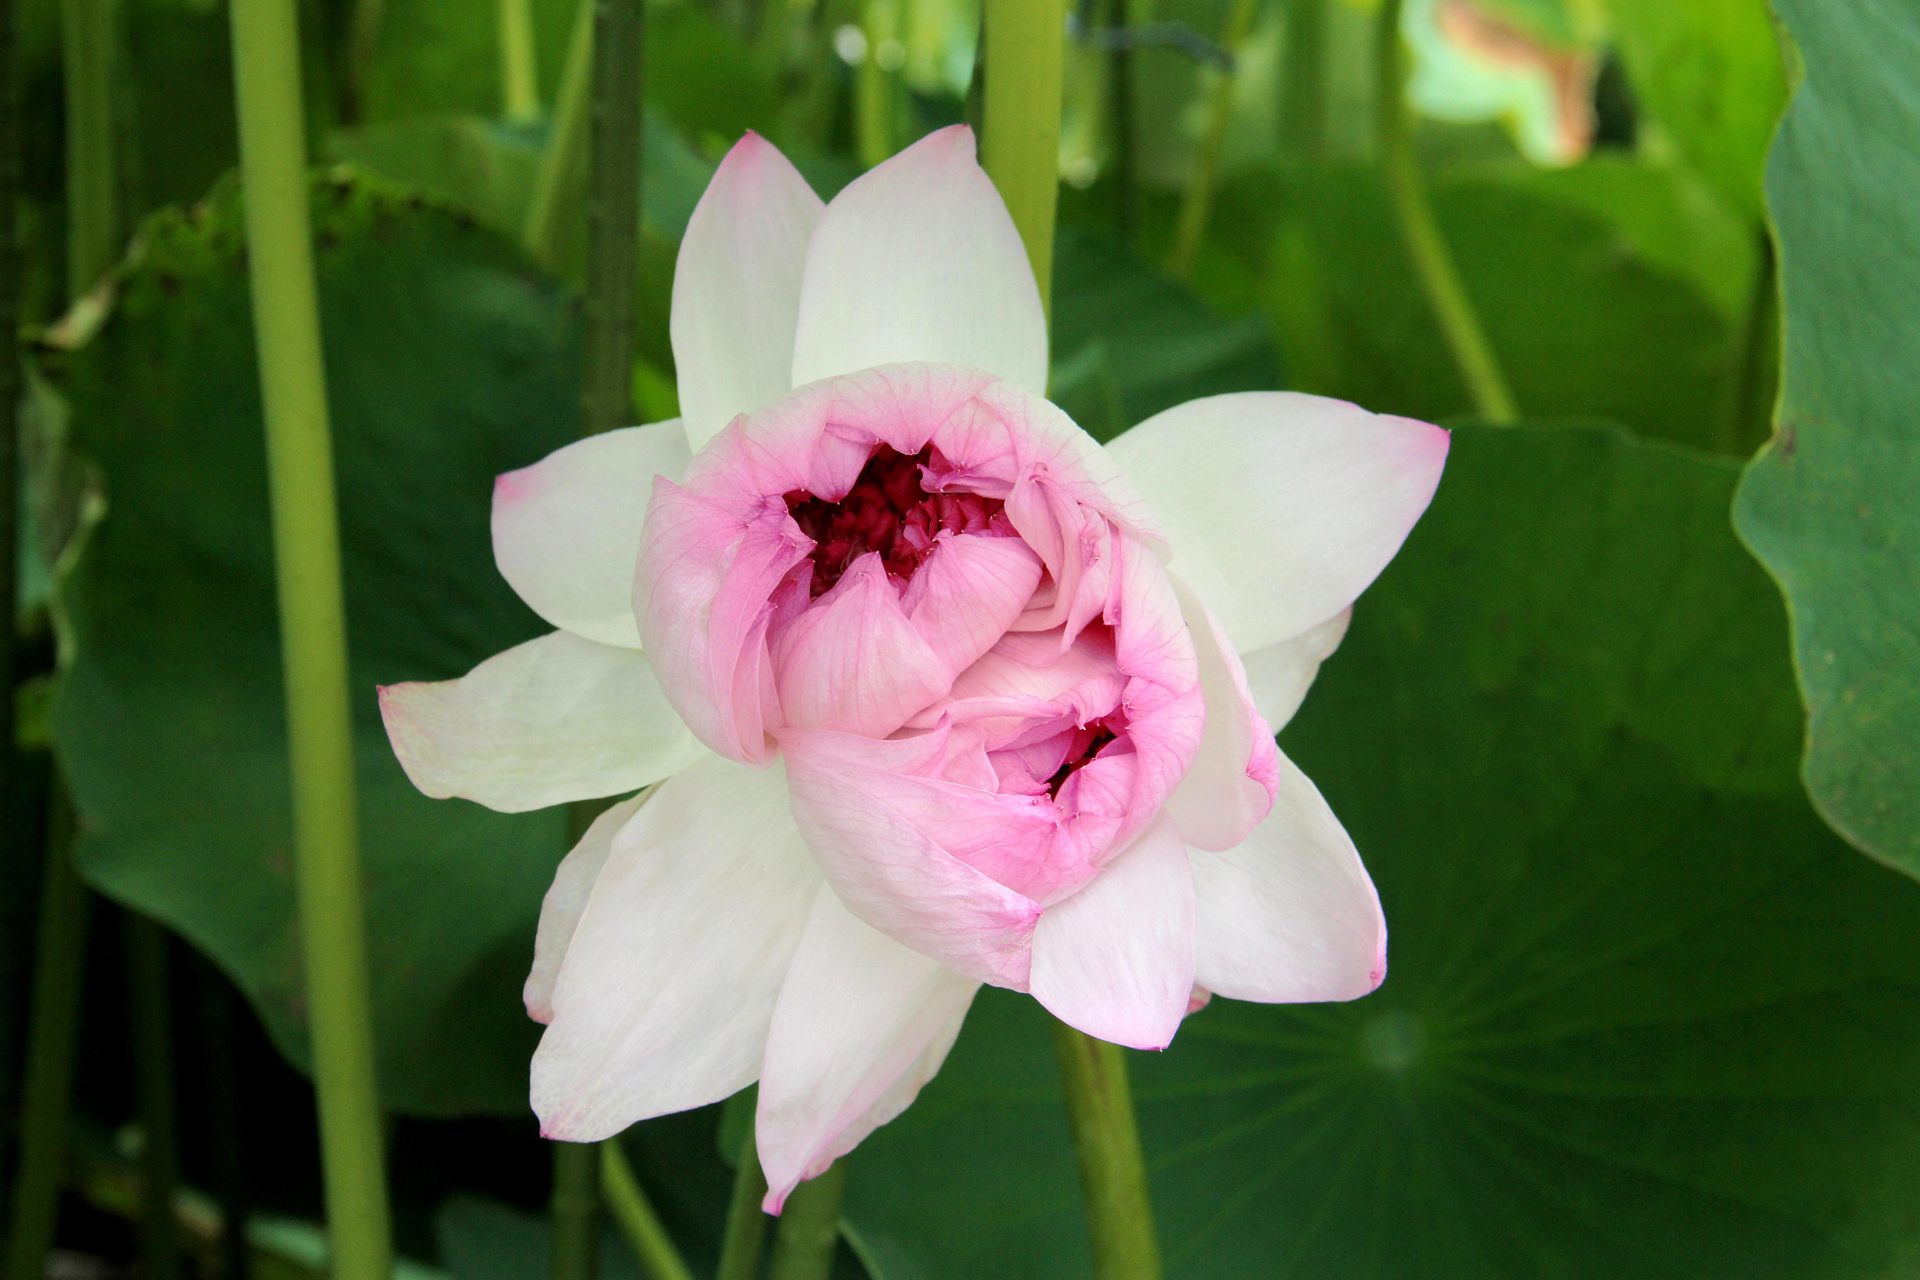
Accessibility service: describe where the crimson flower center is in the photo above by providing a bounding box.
[784,446,1006,598]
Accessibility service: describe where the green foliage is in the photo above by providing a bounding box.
[1049,227,1283,442]
[44,170,580,1114]
[1734,0,1920,872]
[1606,0,1787,222]
[1263,162,1740,449]
[842,423,1920,1277]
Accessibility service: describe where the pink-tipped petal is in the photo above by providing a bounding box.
[1028,812,1196,1050]
[770,554,951,738]
[1190,750,1387,1003]
[790,127,1048,395]
[901,533,1045,678]
[525,792,647,1023]
[756,887,978,1212]
[378,631,705,813]
[493,421,693,649]
[531,758,821,1141]
[1160,576,1279,852]
[1241,609,1351,732]
[1105,392,1448,654]
[780,727,1043,988]
[673,135,825,450]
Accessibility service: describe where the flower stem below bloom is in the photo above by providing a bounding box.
[602,1140,695,1280]
[766,1159,847,1280]
[1052,1018,1162,1280]
[551,1141,601,1280]
[1374,0,1518,424]
[716,1114,771,1280]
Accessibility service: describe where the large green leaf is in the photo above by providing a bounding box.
[842,423,1920,1278]
[1733,1,1920,872]
[1264,163,1742,451]
[45,172,579,1114]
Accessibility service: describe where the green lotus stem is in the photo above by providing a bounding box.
[714,1115,771,1280]
[4,785,90,1280]
[127,912,182,1280]
[765,1159,846,1280]
[1104,0,1137,244]
[499,0,541,121]
[1373,0,1516,423]
[0,0,22,943]
[523,0,595,269]
[227,0,393,1274]
[582,0,643,436]
[1052,1020,1161,1280]
[550,1142,601,1280]
[343,0,386,122]
[855,0,897,168]
[1167,0,1256,281]
[1279,0,1327,158]
[61,0,118,297]
[600,1141,694,1280]
[981,0,1066,316]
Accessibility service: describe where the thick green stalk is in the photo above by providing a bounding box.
[581,0,642,436]
[855,0,897,168]
[1104,0,1136,244]
[600,1141,693,1280]
[499,0,541,120]
[343,0,386,123]
[127,913,181,1280]
[4,785,89,1280]
[1279,0,1326,158]
[551,1142,601,1280]
[523,0,595,270]
[765,1160,846,1280]
[227,0,393,1275]
[981,0,1065,316]
[1167,0,1256,281]
[714,1116,770,1280]
[1052,1021,1160,1280]
[61,0,118,296]
[1373,0,1515,423]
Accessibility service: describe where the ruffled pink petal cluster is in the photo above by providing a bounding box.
[377,124,1449,1212]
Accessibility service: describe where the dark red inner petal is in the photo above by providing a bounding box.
[784,445,1006,598]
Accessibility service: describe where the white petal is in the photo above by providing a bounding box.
[756,886,978,1211]
[531,758,822,1141]
[493,421,693,649]
[1160,576,1278,853]
[524,793,648,1023]
[1241,609,1350,731]
[790,126,1048,396]
[673,135,824,451]
[1191,750,1386,1004]
[378,631,706,814]
[1029,813,1195,1050]
[1104,392,1448,653]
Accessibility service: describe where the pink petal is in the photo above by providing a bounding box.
[779,726,1043,987]
[673,134,824,451]
[634,479,806,763]
[900,533,1045,678]
[530,758,820,1141]
[1190,749,1386,1003]
[770,554,951,738]
[756,886,977,1212]
[524,793,646,1023]
[1029,812,1196,1050]
[493,421,692,648]
[1159,576,1279,852]
[1104,392,1448,653]
[790,127,1048,395]
[378,630,704,814]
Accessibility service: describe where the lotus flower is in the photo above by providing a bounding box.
[379,125,1447,1210]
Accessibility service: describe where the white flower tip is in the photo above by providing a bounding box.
[376,681,450,801]
[492,463,541,511]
